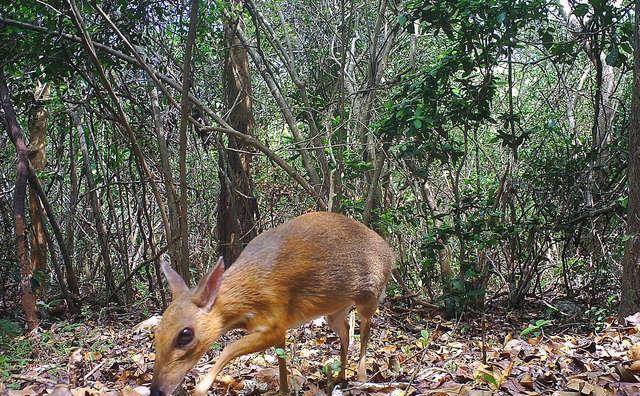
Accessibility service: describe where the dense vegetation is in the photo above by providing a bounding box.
[2,0,640,393]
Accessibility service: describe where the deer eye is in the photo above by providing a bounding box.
[176,327,194,347]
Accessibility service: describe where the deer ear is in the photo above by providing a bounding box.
[160,258,189,299]
[192,257,225,310]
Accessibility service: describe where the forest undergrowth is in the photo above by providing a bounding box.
[3,296,640,396]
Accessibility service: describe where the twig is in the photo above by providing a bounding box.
[10,374,56,385]
[405,339,429,392]
[344,381,412,391]
[481,314,487,364]
[540,299,571,317]
[388,293,440,310]
[83,359,109,382]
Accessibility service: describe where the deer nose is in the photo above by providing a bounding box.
[150,386,165,396]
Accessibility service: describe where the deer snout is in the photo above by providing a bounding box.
[149,386,165,396]
[150,375,176,396]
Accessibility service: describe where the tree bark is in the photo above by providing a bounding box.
[27,82,49,299]
[176,0,199,283]
[217,19,260,266]
[620,1,640,320]
[0,68,38,330]
[362,151,386,227]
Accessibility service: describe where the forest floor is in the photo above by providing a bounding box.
[3,297,640,396]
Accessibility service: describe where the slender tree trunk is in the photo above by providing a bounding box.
[620,2,640,319]
[362,151,385,227]
[176,0,199,283]
[326,0,354,213]
[35,199,73,315]
[113,164,132,301]
[346,0,395,225]
[217,19,260,266]
[27,82,49,300]
[408,166,452,294]
[0,68,38,330]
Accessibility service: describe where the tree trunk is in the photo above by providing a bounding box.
[620,1,640,320]
[362,152,385,228]
[27,82,49,299]
[217,19,260,266]
[0,68,38,330]
[416,174,453,294]
[140,175,167,308]
[25,85,46,299]
[175,0,199,284]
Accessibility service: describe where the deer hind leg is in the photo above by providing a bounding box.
[355,293,378,382]
[194,327,285,396]
[326,306,351,382]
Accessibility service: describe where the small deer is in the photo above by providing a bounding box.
[150,212,394,395]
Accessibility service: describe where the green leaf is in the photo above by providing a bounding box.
[618,196,629,209]
[0,319,21,337]
[211,342,223,351]
[589,0,604,10]
[605,47,620,67]
[275,348,286,358]
[521,325,535,336]
[574,4,589,17]
[482,373,499,387]
[540,29,554,49]
[332,360,341,371]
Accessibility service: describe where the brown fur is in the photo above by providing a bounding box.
[151,212,394,395]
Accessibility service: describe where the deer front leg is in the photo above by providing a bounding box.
[194,328,284,396]
[276,334,289,395]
